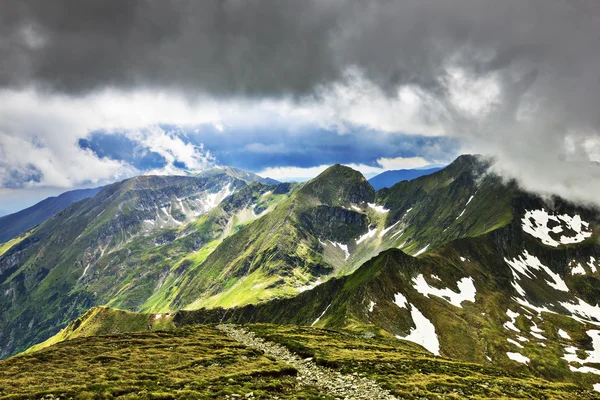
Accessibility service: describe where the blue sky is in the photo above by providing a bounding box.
[79,124,457,177]
[0,87,464,216]
[0,117,458,215]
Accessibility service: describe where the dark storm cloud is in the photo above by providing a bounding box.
[2,0,600,203]
[0,0,342,95]
[1,0,594,100]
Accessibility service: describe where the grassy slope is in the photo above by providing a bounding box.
[168,165,375,310]
[2,325,317,400]
[0,176,294,359]
[3,323,596,399]
[172,156,516,310]
[173,218,600,389]
[0,232,29,258]
[249,324,596,399]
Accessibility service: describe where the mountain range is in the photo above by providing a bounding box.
[368,166,443,190]
[2,155,600,397]
[0,186,103,243]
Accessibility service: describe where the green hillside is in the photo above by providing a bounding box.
[2,323,595,400]
[0,170,294,358]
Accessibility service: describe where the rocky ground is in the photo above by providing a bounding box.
[217,324,397,400]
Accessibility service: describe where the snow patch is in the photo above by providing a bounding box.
[454,195,475,220]
[507,352,530,364]
[522,209,591,247]
[396,303,440,355]
[393,293,407,309]
[507,338,524,349]
[356,227,377,244]
[563,330,600,375]
[571,263,586,275]
[311,303,332,326]
[297,278,323,293]
[504,309,521,332]
[412,274,476,308]
[589,256,598,273]
[379,220,401,237]
[368,301,376,313]
[505,250,569,292]
[558,329,571,339]
[560,297,600,325]
[512,281,526,297]
[368,203,389,214]
[530,321,546,340]
[414,244,430,257]
[329,241,350,260]
[513,296,555,316]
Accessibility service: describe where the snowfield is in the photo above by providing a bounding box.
[504,250,569,292]
[414,244,430,257]
[412,274,476,308]
[522,209,591,247]
[506,352,530,364]
[367,203,390,214]
[356,227,377,244]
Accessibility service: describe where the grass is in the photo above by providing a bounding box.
[0,232,29,258]
[247,324,600,399]
[1,325,332,400]
[5,323,599,399]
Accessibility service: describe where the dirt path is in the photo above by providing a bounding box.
[217,324,398,400]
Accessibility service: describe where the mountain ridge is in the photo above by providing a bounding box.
[4,155,600,396]
[0,186,104,243]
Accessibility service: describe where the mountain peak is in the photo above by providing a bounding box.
[300,164,375,205]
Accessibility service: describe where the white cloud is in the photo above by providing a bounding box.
[258,165,331,181]
[258,156,437,181]
[128,127,213,171]
[377,156,430,170]
[0,87,447,190]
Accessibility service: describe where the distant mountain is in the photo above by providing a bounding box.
[0,166,295,358]
[196,166,279,185]
[0,187,103,243]
[368,166,443,189]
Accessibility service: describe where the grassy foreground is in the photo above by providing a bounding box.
[247,325,599,399]
[1,324,599,399]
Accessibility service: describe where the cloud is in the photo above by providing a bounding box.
[258,156,437,181]
[0,88,455,190]
[1,0,600,204]
[377,157,430,170]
